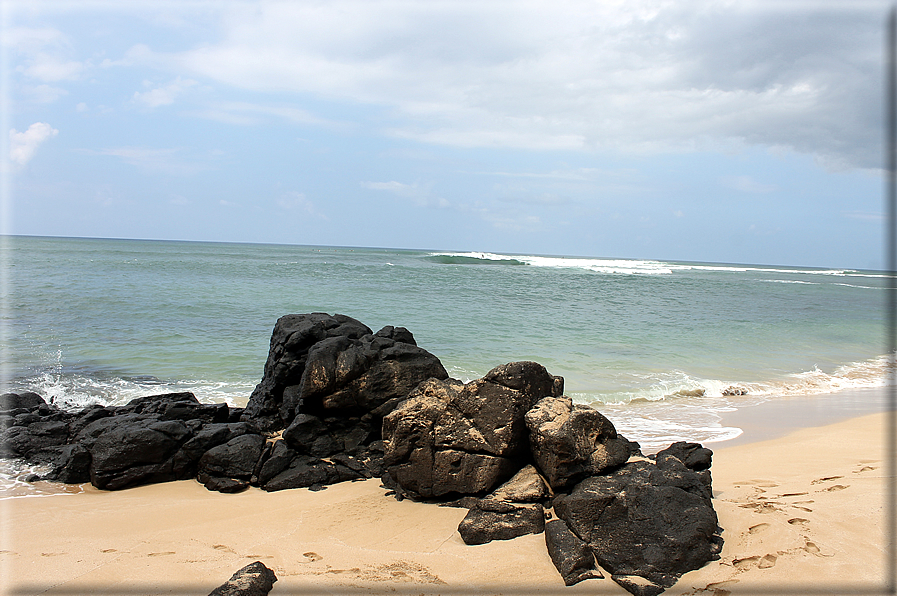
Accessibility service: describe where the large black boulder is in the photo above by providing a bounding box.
[242,313,447,431]
[552,459,723,595]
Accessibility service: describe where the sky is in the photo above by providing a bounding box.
[0,0,891,269]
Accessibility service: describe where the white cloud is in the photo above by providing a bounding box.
[146,0,885,169]
[20,84,69,104]
[81,146,203,175]
[18,53,84,82]
[186,101,337,127]
[721,175,778,193]
[361,180,450,208]
[277,191,327,219]
[133,77,198,108]
[9,122,58,166]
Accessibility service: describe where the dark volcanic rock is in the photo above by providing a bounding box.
[242,313,447,431]
[544,518,603,586]
[382,362,563,499]
[261,454,362,492]
[53,443,92,484]
[552,459,722,595]
[458,501,545,545]
[525,395,635,490]
[209,560,277,596]
[197,434,266,480]
[653,441,712,471]
[89,419,191,490]
[0,391,47,412]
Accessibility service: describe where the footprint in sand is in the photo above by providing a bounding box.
[748,523,770,535]
[787,518,810,527]
[100,549,117,553]
[704,579,739,596]
[302,551,323,562]
[40,552,65,557]
[739,502,781,514]
[212,544,237,554]
[803,541,821,554]
[855,466,877,473]
[732,556,760,570]
[147,551,176,557]
[733,554,777,570]
[810,476,843,485]
[822,484,848,492]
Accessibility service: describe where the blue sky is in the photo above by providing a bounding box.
[1,0,890,269]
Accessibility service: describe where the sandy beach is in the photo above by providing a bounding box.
[1,407,892,596]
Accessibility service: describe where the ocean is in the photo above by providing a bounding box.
[1,235,891,495]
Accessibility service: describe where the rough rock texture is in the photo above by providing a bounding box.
[208,561,277,596]
[456,464,552,545]
[242,313,447,432]
[552,459,723,595]
[458,501,545,545]
[525,395,636,490]
[382,361,563,498]
[544,518,604,586]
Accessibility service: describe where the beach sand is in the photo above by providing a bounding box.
[1,409,892,596]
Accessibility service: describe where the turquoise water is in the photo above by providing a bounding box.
[2,235,891,455]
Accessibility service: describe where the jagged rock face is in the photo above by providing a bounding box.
[243,313,448,431]
[552,459,723,595]
[525,395,635,490]
[382,361,564,499]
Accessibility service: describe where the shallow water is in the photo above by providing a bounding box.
[2,235,890,495]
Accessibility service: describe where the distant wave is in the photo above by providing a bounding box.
[426,252,528,266]
[426,251,880,278]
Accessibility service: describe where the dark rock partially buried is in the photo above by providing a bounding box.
[208,561,277,596]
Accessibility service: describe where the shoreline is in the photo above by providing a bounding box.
[1,403,893,595]
[714,386,890,448]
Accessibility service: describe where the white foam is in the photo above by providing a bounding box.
[428,251,881,279]
[18,372,254,411]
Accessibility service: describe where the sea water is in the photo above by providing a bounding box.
[1,235,891,493]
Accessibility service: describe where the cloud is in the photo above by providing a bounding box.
[9,122,58,165]
[133,77,198,108]
[721,175,778,193]
[6,26,85,85]
[146,0,885,169]
[19,83,69,104]
[187,101,338,127]
[361,180,450,208]
[277,191,327,219]
[80,146,203,175]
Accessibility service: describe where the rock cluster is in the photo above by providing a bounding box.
[1,313,723,596]
[1,314,444,493]
[380,365,721,596]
